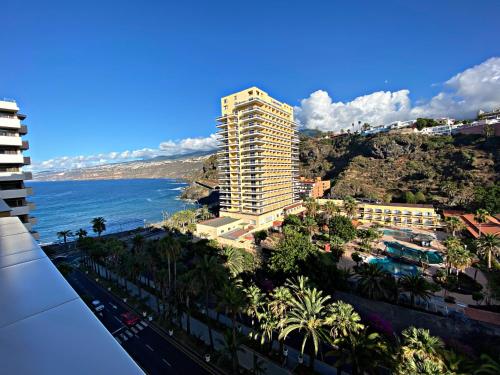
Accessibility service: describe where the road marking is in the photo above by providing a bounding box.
[125,330,133,338]
[140,321,148,328]
[115,337,122,345]
[120,333,128,341]
[162,358,172,367]
[131,327,139,334]
[146,344,154,352]
[136,324,144,331]
[111,326,125,335]
[114,316,122,323]
[109,302,117,309]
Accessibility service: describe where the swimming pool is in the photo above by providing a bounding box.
[381,228,413,240]
[368,257,418,276]
[385,241,443,264]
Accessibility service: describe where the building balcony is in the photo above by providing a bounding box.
[0,116,21,129]
[21,140,29,150]
[0,188,30,199]
[0,154,24,164]
[19,125,28,135]
[0,135,22,147]
[10,205,30,216]
[23,156,30,165]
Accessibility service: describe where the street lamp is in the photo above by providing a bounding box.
[298,353,303,365]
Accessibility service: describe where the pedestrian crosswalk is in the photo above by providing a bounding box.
[114,321,148,344]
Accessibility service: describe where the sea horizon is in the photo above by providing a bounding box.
[28,178,196,244]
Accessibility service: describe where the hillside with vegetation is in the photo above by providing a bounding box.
[299,132,499,212]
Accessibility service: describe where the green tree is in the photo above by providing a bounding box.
[474,353,500,375]
[57,230,72,248]
[244,284,265,327]
[329,215,356,242]
[222,246,246,278]
[302,215,318,240]
[399,275,435,307]
[304,197,320,218]
[283,214,302,230]
[91,217,106,237]
[279,286,330,369]
[191,255,225,349]
[395,327,446,375]
[253,230,267,245]
[75,228,87,241]
[343,196,358,219]
[217,329,246,375]
[474,209,490,238]
[355,263,390,300]
[477,234,500,270]
[325,301,363,340]
[217,283,248,374]
[269,227,317,275]
[131,234,145,255]
[323,200,341,219]
[329,328,389,375]
[198,205,211,221]
[445,217,465,236]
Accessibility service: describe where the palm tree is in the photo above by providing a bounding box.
[396,327,446,374]
[218,329,246,375]
[131,234,145,255]
[75,228,87,241]
[302,216,318,240]
[269,286,293,356]
[198,205,212,221]
[285,275,311,298]
[474,209,489,238]
[217,282,247,374]
[304,197,320,218]
[257,308,279,353]
[244,284,265,327]
[222,246,245,278]
[57,230,72,248]
[329,328,388,375]
[477,234,500,270]
[343,196,358,219]
[323,200,340,219]
[279,286,330,369]
[399,275,435,307]
[191,255,225,350]
[474,353,500,375]
[177,271,200,335]
[445,216,465,236]
[325,301,363,339]
[91,217,106,237]
[355,263,389,300]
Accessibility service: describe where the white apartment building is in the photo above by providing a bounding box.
[0,99,37,238]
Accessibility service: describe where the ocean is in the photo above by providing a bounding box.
[28,179,196,244]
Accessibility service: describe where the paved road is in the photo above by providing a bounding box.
[66,270,216,375]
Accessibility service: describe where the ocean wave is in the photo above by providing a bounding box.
[146,198,153,202]
[169,187,184,191]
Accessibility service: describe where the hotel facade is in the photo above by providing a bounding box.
[0,99,37,238]
[216,87,301,229]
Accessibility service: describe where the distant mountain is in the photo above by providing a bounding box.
[33,153,215,182]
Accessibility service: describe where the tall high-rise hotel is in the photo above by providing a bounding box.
[0,99,37,238]
[217,87,300,228]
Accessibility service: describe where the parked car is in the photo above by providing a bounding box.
[91,300,105,312]
[121,311,140,326]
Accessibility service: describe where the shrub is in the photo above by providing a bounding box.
[405,191,416,204]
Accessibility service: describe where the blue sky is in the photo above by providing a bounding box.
[1,0,499,170]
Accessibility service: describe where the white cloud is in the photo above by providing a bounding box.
[296,57,500,132]
[32,135,217,171]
